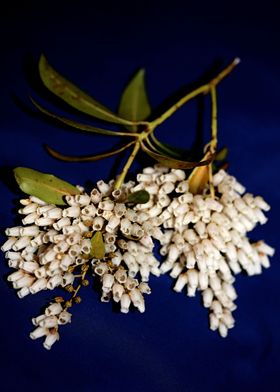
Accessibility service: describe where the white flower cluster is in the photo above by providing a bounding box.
[134,165,275,337]
[1,164,274,348]
[30,303,71,350]
[94,261,151,312]
[1,179,160,348]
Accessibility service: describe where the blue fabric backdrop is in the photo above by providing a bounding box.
[0,1,279,391]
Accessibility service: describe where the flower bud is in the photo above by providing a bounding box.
[112,283,124,302]
[75,194,91,206]
[94,262,108,276]
[5,227,21,237]
[58,311,72,325]
[218,322,228,338]
[202,288,213,308]
[62,273,75,286]
[114,269,127,284]
[47,274,63,290]
[125,277,138,291]
[43,331,60,350]
[139,264,150,282]
[2,238,19,253]
[13,236,30,251]
[120,293,131,313]
[22,212,38,225]
[198,271,208,290]
[20,226,40,237]
[39,315,58,328]
[255,241,275,257]
[139,282,151,295]
[30,278,48,294]
[129,288,143,307]
[254,196,270,211]
[174,273,188,293]
[102,273,114,293]
[92,216,105,231]
[53,217,71,231]
[17,286,30,298]
[90,188,102,203]
[45,303,63,316]
[209,313,219,331]
[30,327,48,340]
[97,180,110,195]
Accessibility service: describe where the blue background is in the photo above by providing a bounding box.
[1,1,280,391]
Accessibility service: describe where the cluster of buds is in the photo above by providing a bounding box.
[30,302,71,350]
[93,261,151,312]
[1,163,274,348]
[135,165,275,337]
[1,178,162,348]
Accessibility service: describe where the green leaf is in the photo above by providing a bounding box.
[118,68,151,132]
[128,190,150,204]
[150,132,190,160]
[215,147,228,161]
[146,134,191,161]
[39,55,134,126]
[31,97,137,137]
[90,231,105,259]
[46,140,135,162]
[14,167,80,205]
[140,141,213,169]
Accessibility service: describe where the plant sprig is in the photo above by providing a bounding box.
[33,55,240,190]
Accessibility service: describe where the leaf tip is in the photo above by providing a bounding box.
[39,54,47,70]
[13,166,21,184]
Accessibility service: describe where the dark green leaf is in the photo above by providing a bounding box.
[90,231,105,259]
[39,55,134,126]
[149,132,190,159]
[46,140,136,162]
[140,141,213,169]
[31,97,137,137]
[14,167,80,205]
[128,190,150,204]
[118,68,151,131]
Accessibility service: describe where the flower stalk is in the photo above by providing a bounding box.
[114,141,140,189]
[208,85,218,198]
[64,264,89,310]
[150,58,240,129]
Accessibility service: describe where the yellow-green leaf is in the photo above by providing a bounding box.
[188,165,210,194]
[128,190,150,204]
[118,68,151,131]
[90,231,105,259]
[188,151,212,194]
[14,167,80,205]
[39,55,134,126]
